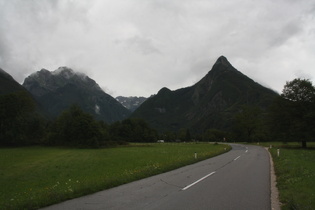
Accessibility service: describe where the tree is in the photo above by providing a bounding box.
[178,128,192,141]
[109,118,157,142]
[202,129,226,142]
[268,96,293,142]
[233,105,263,142]
[47,105,106,147]
[0,91,42,146]
[161,131,177,142]
[281,79,315,103]
[279,78,315,147]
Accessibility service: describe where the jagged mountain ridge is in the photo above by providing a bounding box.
[131,56,278,133]
[23,67,130,123]
[115,96,147,112]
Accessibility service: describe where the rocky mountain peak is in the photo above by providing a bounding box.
[23,67,130,123]
[215,55,230,66]
[23,67,102,97]
[52,67,76,79]
[131,55,278,133]
[116,96,147,112]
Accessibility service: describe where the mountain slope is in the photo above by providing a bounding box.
[116,96,147,112]
[0,68,39,110]
[0,68,29,94]
[131,56,278,133]
[23,67,130,123]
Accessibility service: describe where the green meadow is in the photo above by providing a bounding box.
[270,143,315,210]
[0,143,230,209]
[259,142,315,210]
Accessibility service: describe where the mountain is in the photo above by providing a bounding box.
[23,67,130,123]
[116,96,147,112]
[0,68,39,108]
[0,68,28,94]
[131,56,278,133]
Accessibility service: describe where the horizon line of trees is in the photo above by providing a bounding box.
[0,98,158,148]
[1,78,314,148]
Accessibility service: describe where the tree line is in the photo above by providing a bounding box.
[1,78,314,148]
[0,96,158,148]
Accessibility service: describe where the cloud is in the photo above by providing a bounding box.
[0,0,315,97]
[116,36,161,55]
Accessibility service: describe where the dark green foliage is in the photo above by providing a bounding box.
[109,118,158,142]
[44,106,158,147]
[47,105,108,148]
[161,131,177,142]
[232,105,264,142]
[202,129,226,142]
[177,128,192,141]
[0,69,47,146]
[0,91,45,146]
[281,78,315,102]
[270,78,315,147]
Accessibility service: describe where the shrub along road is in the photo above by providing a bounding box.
[42,144,270,210]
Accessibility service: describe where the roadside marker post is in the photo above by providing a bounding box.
[194,152,197,159]
[277,149,280,157]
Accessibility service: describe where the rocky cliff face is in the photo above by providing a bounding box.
[23,67,130,123]
[115,96,147,112]
[131,56,278,133]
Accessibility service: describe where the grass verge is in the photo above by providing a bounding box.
[0,143,230,209]
[261,142,315,209]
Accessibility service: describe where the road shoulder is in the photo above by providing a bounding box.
[265,147,281,210]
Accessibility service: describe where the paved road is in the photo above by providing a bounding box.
[42,144,271,210]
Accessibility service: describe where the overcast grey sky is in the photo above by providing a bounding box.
[1,0,315,97]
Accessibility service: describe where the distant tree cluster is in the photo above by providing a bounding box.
[46,105,107,147]
[0,102,158,148]
[109,118,158,142]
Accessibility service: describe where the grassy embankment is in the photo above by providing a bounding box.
[0,143,230,209]
[259,142,315,210]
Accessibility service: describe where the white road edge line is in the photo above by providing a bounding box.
[182,172,216,191]
[234,156,241,161]
[245,150,248,153]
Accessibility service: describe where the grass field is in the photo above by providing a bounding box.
[0,143,230,209]
[256,142,315,210]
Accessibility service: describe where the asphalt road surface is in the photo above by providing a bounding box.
[42,144,271,210]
